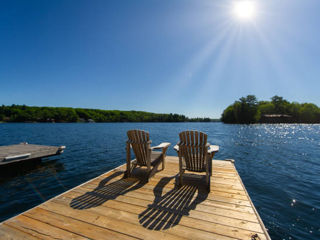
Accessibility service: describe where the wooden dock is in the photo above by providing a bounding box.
[0,156,271,240]
[0,143,65,166]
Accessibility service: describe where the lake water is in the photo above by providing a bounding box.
[0,123,319,239]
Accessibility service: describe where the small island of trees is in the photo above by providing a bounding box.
[221,95,320,124]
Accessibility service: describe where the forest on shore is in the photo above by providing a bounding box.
[221,95,320,124]
[0,105,216,123]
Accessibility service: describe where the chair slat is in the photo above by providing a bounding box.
[139,130,145,164]
[198,132,203,168]
[190,131,195,171]
[202,133,207,170]
[132,130,140,164]
[195,131,199,170]
[186,131,192,170]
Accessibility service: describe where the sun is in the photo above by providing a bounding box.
[232,1,256,21]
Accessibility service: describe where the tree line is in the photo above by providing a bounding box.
[221,95,320,124]
[0,105,215,123]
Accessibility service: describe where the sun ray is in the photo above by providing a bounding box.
[170,20,232,89]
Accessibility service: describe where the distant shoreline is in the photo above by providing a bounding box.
[0,105,219,123]
[3,121,320,125]
[0,121,222,123]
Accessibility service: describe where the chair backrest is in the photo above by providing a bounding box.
[178,131,208,172]
[127,130,151,166]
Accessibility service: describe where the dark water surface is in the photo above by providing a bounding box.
[0,123,319,239]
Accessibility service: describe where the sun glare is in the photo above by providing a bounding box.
[233,1,256,21]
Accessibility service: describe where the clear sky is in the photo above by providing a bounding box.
[1,0,320,118]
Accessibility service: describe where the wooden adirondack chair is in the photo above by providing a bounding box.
[174,130,219,191]
[126,130,170,180]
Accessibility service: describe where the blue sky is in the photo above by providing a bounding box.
[1,0,320,118]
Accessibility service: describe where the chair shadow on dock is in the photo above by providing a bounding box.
[138,174,209,230]
[70,170,147,209]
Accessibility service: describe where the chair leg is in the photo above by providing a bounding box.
[206,154,211,191]
[161,147,169,171]
[210,153,215,176]
[179,171,183,187]
[146,164,151,182]
[206,172,210,192]
[126,164,131,177]
[178,155,184,187]
[126,143,131,177]
[162,155,165,170]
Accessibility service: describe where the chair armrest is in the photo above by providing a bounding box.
[208,145,219,154]
[151,142,171,150]
[127,140,152,148]
[174,145,179,152]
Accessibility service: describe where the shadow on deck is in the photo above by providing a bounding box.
[139,176,208,230]
[70,168,208,230]
[70,171,147,209]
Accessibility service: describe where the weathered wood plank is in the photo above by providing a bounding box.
[0,224,41,240]
[5,215,85,240]
[22,208,137,240]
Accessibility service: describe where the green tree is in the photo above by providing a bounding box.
[300,103,319,123]
[221,105,236,123]
[271,95,289,114]
[238,95,259,123]
[258,102,275,115]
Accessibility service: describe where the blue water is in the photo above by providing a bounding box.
[0,123,319,239]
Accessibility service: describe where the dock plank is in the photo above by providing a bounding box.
[22,208,137,240]
[0,156,271,240]
[4,215,85,240]
[0,224,40,240]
